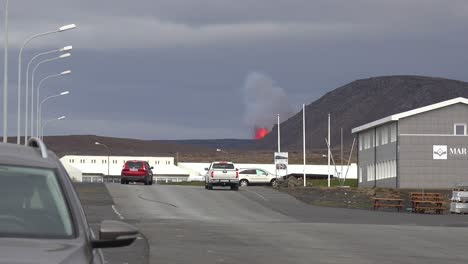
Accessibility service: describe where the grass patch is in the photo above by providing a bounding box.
[306,179,358,188]
[158,181,204,186]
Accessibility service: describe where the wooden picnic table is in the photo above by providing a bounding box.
[372,197,404,212]
[410,192,446,214]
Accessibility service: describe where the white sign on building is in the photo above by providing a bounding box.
[433,145,448,160]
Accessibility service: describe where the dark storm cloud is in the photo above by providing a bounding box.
[2,0,468,139]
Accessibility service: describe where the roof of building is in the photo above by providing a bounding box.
[352,97,468,133]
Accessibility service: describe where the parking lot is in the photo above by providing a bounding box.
[77,183,468,264]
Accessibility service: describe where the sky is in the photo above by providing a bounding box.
[2,0,468,140]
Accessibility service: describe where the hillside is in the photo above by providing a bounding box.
[257,75,468,150]
[40,135,214,157]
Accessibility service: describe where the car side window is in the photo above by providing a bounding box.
[256,170,265,175]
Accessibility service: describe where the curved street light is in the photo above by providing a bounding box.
[3,0,9,143]
[95,142,111,176]
[38,91,69,139]
[16,24,76,144]
[23,46,72,143]
[29,54,71,139]
[41,115,66,140]
[31,70,71,135]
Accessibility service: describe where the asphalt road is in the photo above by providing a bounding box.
[97,184,468,264]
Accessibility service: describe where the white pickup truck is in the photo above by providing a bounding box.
[204,161,239,190]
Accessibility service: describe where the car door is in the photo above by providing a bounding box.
[240,169,256,183]
[255,169,270,183]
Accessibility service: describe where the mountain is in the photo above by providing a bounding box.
[160,139,254,150]
[39,135,213,157]
[257,75,468,151]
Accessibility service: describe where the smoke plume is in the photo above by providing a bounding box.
[242,72,293,135]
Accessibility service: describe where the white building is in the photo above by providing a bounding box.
[60,155,357,183]
[61,155,189,182]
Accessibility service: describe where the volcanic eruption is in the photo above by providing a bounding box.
[242,72,293,140]
[254,127,268,140]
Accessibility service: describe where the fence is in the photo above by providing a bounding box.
[81,175,189,183]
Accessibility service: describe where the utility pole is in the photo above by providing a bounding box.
[327,113,331,187]
[303,104,306,187]
[3,0,9,143]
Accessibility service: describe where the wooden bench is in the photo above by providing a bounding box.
[372,197,404,212]
[410,192,446,214]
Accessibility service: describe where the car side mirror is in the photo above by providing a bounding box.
[150,166,154,169]
[91,220,139,249]
[204,168,209,171]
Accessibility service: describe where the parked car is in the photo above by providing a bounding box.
[121,160,154,185]
[0,138,138,263]
[204,161,239,190]
[238,168,278,187]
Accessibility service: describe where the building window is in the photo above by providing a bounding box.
[359,135,363,151]
[390,124,397,142]
[381,127,388,145]
[375,129,380,147]
[454,123,466,136]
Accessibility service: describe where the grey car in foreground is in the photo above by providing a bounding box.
[0,138,138,263]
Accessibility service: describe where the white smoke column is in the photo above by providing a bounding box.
[243,72,294,131]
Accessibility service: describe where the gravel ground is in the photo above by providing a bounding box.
[277,184,453,212]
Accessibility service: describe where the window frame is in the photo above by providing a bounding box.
[0,164,77,239]
[454,123,467,136]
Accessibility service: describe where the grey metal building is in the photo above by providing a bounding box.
[352,97,468,189]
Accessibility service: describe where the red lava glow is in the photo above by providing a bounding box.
[254,128,268,140]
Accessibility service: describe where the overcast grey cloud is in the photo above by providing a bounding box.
[2,0,468,139]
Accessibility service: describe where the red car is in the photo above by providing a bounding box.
[121,160,154,185]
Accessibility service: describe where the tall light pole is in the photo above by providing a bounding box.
[95,142,111,177]
[327,113,331,188]
[24,46,72,143]
[3,0,8,143]
[41,115,65,140]
[303,104,306,187]
[17,24,76,143]
[38,91,69,138]
[31,53,71,136]
[31,69,71,135]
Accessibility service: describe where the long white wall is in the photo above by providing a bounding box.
[61,155,179,176]
[59,155,357,181]
[180,162,358,181]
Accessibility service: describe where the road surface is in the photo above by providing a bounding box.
[100,184,468,264]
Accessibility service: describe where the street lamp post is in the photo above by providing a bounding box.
[38,91,69,138]
[17,24,76,144]
[95,142,111,178]
[41,115,65,140]
[35,69,71,137]
[30,53,71,139]
[24,46,72,143]
[3,0,8,143]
